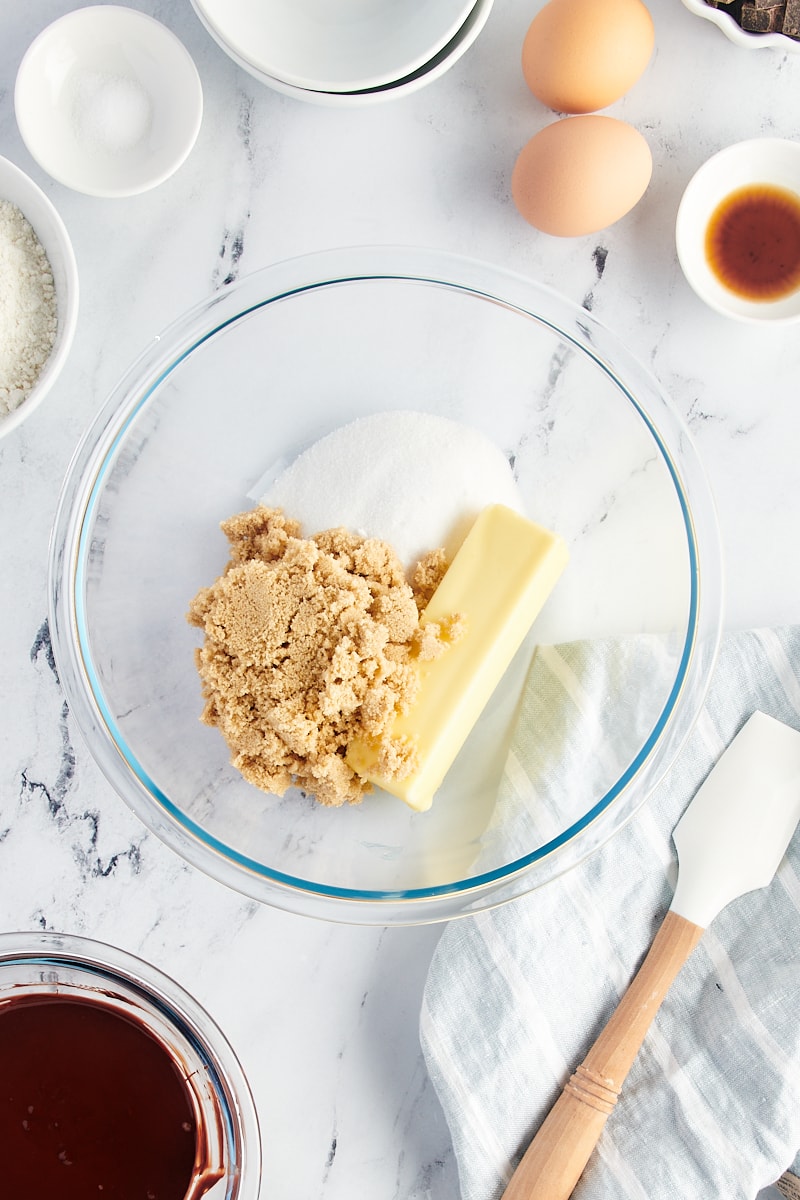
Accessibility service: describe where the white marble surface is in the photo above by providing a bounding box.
[1,1,799,1196]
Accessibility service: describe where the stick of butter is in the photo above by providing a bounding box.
[346,503,569,813]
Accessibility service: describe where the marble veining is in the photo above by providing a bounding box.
[1,0,799,1196]
[579,243,609,312]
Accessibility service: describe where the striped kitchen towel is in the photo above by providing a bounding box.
[420,626,800,1200]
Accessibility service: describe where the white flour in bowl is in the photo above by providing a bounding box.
[0,199,58,418]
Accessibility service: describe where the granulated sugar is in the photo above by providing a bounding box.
[0,200,58,417]
[262,411,524,569]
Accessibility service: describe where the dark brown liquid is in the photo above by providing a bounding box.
[705,183,800,301]
[0,995,198,1199]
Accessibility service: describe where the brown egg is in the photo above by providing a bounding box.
[511,116,653,237]
[522,0,655,115]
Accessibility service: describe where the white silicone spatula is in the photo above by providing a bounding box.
[502,710,800,1200]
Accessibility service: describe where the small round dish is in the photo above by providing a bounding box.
[0,155,79,440]
[676,137,800,324]
[680,0,800,51]
[0,930,261,1198]
[191,0,476,93]
[209,0,493,107]
[49,247,722,925]
[15,6,203,199]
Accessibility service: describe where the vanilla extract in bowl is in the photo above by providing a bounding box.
[705,182,800,301]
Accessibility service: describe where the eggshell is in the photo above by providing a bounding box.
[522,0,655,115]
[511,116,653,237]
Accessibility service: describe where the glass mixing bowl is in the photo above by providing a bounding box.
[49,247,722,923]
[0,930,261,1199]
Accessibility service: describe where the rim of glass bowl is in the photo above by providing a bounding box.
[0,930,261,1199]
[49,246,723,925]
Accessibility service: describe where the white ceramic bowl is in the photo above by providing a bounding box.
[194,0,493,107]
[15,6,203,199]
[191,0,476,92]
[0,155,79,440]
[676,137,800,324]
[681,0,800,52]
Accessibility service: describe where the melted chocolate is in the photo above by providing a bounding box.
[0,995,198,1199]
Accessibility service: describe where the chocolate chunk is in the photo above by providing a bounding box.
[704,0,800,35]
[782,0,800,35]
[741,2,784,28]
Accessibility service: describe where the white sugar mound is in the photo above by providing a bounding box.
[261,411,524,570]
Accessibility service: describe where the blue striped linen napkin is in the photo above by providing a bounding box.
[420,625,800,1200]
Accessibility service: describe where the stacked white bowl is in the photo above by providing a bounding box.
[190,0,495,105]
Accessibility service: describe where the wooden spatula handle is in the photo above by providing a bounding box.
[501,909,704,1200]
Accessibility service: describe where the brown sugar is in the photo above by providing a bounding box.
[187,506,457,806]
